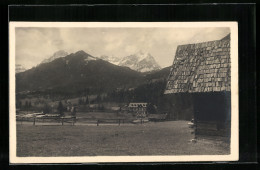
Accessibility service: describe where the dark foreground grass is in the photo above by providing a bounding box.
[16,121,230,157]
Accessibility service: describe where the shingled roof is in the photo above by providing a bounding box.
[164,35,231,94]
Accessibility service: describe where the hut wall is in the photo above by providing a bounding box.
[192,91,231,138]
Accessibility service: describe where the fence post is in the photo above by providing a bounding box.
[97,120,99,126]
[33,118,35,126]
[118,119,121,126]
[194,120,197,139]
[62,118,64,126]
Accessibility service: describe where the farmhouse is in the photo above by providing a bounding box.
[128,103,148,117]
[164,34,231,138]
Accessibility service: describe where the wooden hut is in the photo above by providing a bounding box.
[164,34,231,139]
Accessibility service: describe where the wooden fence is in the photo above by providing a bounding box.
[16,117,144,126]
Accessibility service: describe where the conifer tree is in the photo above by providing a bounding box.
[57,101,64,117]
[85,96,89,105]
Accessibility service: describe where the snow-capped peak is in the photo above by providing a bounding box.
[121,51,161,72]
[98,51,161,72]
[134,50,152,62]
[41,50,68,64]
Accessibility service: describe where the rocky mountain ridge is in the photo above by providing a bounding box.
[100,51,161,72]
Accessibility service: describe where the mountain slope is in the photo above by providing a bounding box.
[99,55,121,65]
[15,64,27,73]
[16,50,143,94]
[144,66,172,82]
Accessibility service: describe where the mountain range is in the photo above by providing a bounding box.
[16,50,170,97]
[16,50,161,74]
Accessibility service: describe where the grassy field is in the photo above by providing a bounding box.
[16,121,230,157]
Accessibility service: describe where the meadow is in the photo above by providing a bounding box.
[16,121,230,157]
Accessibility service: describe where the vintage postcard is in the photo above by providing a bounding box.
[9,22,238,163]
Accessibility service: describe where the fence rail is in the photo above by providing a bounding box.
[16,117,144,126]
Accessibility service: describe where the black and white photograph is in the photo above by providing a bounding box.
[9,22,238,163]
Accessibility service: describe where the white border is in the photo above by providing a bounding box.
[9,22,239,163]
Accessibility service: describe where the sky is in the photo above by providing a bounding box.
[15,27,230,69]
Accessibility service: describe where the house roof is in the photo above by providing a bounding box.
[129,103,147,107]
[164,34,231,94]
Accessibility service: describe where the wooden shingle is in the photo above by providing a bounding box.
[164,35,231,94]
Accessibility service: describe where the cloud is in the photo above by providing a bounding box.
[125,45,138,54]
[15,27,230,68]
